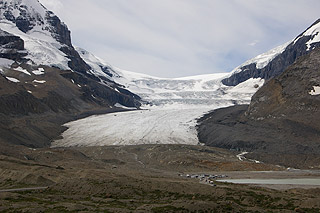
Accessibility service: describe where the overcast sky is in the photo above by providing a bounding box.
[39,0,320,78]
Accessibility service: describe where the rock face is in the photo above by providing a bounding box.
[197,48,320,169]
[0,65,141,147]
[222,19,320,86]
[0,29,27,60]
[246,49,320,123]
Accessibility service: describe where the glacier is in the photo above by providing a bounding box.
[52,49,264,147]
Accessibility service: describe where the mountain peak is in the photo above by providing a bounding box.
[294,18,320,51]
[0,0,141,120]
[0,0,86,71]
[0,0,71,46]
[0,0,47,32]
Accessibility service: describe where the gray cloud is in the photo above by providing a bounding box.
[40,0,320,77]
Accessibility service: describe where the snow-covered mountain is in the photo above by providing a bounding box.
[78,47,264,109]
[223,19,320,86]
[0,0,267,113]
[0,0,78,69]
[76,18,320,110]
[0,0,140,111]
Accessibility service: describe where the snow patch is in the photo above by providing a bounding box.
[32,68,45,75]
[237,152,248,161]
[6,77,20,83]
[309,86,320,96]
[227,78,264,94]
[33,79,46,84]
[114,103,137,110]
[13,66,31,75]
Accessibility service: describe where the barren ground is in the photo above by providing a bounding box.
[1,143,320,212]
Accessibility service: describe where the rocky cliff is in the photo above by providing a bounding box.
[0,28,26,60]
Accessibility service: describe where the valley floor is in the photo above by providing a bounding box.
[1,143,320,212]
